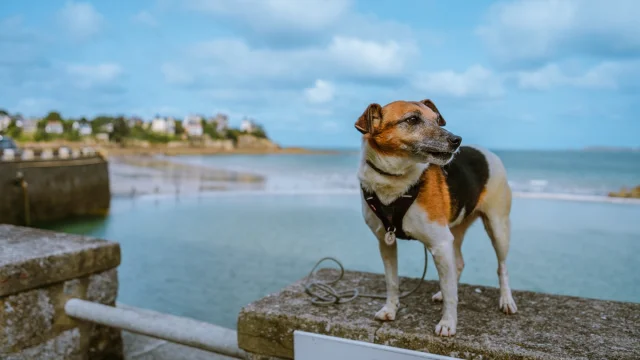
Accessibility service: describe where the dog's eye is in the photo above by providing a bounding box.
[405,116,421,124]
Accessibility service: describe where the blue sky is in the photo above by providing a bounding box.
[1,0,639,149]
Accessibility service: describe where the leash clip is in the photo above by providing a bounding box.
[384,226,397,246]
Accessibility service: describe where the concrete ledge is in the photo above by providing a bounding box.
[0,225,122,359]
[0,225,120,297]
[237,269,640,360]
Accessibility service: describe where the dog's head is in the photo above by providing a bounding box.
[354,99,462,166]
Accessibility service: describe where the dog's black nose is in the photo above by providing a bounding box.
[448,135,462,147]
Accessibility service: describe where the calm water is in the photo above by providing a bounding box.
[176,149,640,196]
[44,150,640,329]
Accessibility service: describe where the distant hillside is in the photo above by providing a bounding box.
[583,146,640,152]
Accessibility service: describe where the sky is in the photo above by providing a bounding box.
[1,0,639,150]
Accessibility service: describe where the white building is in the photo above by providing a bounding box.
[241,118,256,133]
[20,117,38,134]
[151,116,176,135]
[72,121,93,136]
[128,116,144,128]
[0,115,11,131]
[45,121,64,134]
[101,123,114,134]
[213,113,229,133]
[183,115,204,137]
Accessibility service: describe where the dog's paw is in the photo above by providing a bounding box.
[431,291,443,302]
[374,304,397,321]
[434,319,457,337]
[499,291,518,314]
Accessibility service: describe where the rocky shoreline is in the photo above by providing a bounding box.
[17,135,339,157]
[608,185,640,199]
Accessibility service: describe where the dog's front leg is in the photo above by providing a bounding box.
[375,238,399,321]
[428,234,458,337]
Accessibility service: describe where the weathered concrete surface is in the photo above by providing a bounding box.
[237,269,640,360]
[0,224,121,297]
[0,269,123,358]
[0,225,122,359]
[3,328,83,360]
[0,156,110,225]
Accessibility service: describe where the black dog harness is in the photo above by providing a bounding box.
[361,179,423,244]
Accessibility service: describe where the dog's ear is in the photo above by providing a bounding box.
[420,99,446,126]
[354,103,382,134]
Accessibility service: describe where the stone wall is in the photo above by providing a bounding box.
[237,269,640,360]
[0,225,123,360]
[0,156,110,226]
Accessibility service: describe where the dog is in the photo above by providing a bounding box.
[356,99,517,337]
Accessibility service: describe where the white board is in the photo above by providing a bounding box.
[293,331,461,360]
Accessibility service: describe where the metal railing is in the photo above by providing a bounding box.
[0,146,104,162]
[64,298,247,359]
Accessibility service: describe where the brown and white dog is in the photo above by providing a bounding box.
[356,99,517,337]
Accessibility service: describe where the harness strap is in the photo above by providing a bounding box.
[361,180,423,240]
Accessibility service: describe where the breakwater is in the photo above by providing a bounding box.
[0,147,110,225]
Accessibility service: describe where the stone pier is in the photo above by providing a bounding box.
[0,225,122,359]
[237,269,640,360]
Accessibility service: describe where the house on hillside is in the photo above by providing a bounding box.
[212,113,229,133]
[45,121,64,134]
[72,121,93,136]
[128,116,144,128]
[18,117,38,134]
[183,115,204,137]
[0,115,11,131]
[151,116,176,135]
[241,118,256,133]
[100,123,114,134]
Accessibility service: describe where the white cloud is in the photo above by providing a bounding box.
[304,80,335,104]
[172,36,417,86]
[57,1,104,41]
[132,11,158,27]
[66,63,123,89]
[414,65,505,99]
[327,37,415,77]
[516,61,640,90]
[161,63,194,85]
[476,0,640,64]
[184,0,350,33]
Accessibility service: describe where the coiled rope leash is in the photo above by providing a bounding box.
[303,245,428,306]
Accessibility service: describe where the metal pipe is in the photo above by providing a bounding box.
[15,171,30,226]
[65,298,247,359]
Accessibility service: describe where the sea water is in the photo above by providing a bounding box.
[45,150,640,329]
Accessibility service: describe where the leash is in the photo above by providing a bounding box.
[303,245,428,306]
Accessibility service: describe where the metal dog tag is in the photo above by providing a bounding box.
[384,229,396,246]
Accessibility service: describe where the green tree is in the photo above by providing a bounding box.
[225,128,242,144]
[36,118,48,131]
[0,109,8,116]
[203,121,221,139]
[65,130,81,142]
[8,121,23,139]
[175,121,185,136]
[34,130,51,142]
[253,124,268,139]
[91,116,114,133]
[63,119,74,133]
[110,116,130,144]
[43,111,63,123]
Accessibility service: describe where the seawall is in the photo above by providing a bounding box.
[0,154,110,226]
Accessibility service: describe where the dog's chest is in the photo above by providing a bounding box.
[361,182,422,241]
